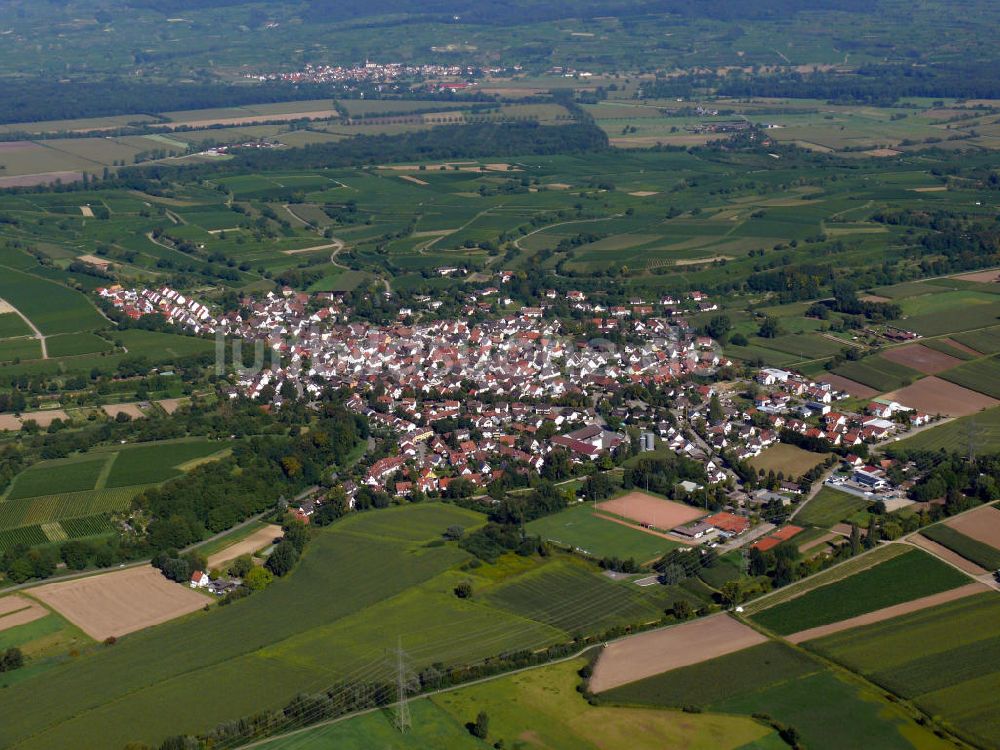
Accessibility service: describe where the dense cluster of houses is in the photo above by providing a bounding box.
[751,367,932,446]
[346,393,630,494]
[246,61,507,86]
[98,286,218,334]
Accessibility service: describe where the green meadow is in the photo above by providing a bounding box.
[0,503,710,749]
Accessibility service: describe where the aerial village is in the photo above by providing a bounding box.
[98,278,938,550]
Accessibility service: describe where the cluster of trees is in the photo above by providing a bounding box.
[139,411,366,551]
[0,647,23,673]
[622,453,707,500]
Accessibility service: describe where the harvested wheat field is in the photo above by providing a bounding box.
[0,597,49,633]
[946,505,1000,550]
[951,270,1000,284]
[818,373,879,399]
[0,414,21,431]
[30,566,207,641]
[102,403,146,420]
[597,492,704,530]
[207,524,283,570]
[157,398,186,414]
[880,344,963,375]
[883,377,998,417]
[786,582,988,644]
[18,409,69,428]
[589,614,767,692]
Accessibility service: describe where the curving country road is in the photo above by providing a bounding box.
[0,297,47,359]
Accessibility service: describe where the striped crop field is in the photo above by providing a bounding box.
[0,485,149,531]
[40,522,69,542]
[61,514,117,539]
[0,525,47,551]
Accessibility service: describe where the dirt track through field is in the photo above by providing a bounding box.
[909,534,988,575]
[590,614,767,692]
[0,297,47,359]
[0,594,35,617]
[30,565,208,641]
[946,505,1000,548]
[785,582,989,643]
[0,601,48,632]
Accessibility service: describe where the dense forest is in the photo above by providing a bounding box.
[125,120,609,180]
[641,64,1000,104]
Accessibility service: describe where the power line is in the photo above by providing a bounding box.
[393,635,412,733]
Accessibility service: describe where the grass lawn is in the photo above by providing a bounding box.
[811,594,1000,749]
[921,524,1000,570]
[795,487,871,528]
[750,548,969,636]
[526,502,679,562]
[748,444,829,479]
[436,658,777,750]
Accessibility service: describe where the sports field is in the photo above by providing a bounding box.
[526,502,680,561]
[596,492,704,530]
[749,548,970,635]
[811,593,1000,748]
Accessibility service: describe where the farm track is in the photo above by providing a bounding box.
[0,296,47,359]
[784,581,989,643]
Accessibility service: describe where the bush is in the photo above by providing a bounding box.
[243,566,273,591]
[265,541,299,577]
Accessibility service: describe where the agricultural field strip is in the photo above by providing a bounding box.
[741,545,909,615]
[785,582,989,643]
[749,548,971,635]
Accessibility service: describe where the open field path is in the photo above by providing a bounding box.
[785,581,989,643]
[512,212,625,254]
[281,242,343,256]
[0,296,47,358]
